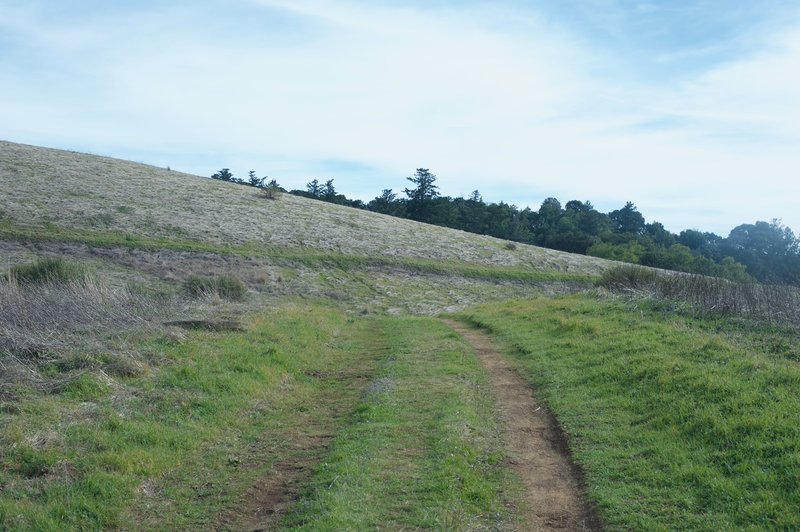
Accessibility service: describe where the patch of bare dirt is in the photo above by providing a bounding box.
[163,320,243,332]
[216,367,376,530]
[442,320,602,531]
[218,434,333,531]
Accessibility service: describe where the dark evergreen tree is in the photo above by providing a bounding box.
[531,198,563,245]
[369,189,396,212]
[404,168,440,222]
[368,189,406,217]
[248,170,266,188]
[306,179,322,198]
[455,191,488,235]
[211,168,234,182]
[323,179,337,201]
[265,179,282,190]
[609,202,646,235]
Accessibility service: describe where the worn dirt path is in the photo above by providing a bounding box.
[217,371,372,531]
[218,433,333,531]
[442,320,602,531]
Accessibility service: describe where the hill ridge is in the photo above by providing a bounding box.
[0,139,611,275]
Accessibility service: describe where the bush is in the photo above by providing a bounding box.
[9,257,89,285]
[261,183,282,200]
[182,275,247,301]
[598,265,800,326]
[596,265,658,291]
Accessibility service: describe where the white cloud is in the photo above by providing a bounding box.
[2,0,800,235]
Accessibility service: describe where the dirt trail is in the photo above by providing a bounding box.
[216,373,371,531]
[442,320,602,531]
[219,433,333,531]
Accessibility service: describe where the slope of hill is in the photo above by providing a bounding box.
[1,140,612,270]
[0,140,614,314]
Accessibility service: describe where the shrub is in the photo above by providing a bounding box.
[598,265,800,326]
[596,264,658,291]
[182,275,247,301]
[261,183,282,200]
[9,257,89,285]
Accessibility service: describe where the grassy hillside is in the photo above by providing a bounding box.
[0,140,606,529]
[0,140,613,316]
[0,140,609,272]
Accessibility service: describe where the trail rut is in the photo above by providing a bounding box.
[442,319,602,531]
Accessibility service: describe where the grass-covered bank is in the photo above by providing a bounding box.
[282,317,518,530]
[0,303,383,529]
[457,295,800,529]
[1,306,526,530]
[0,220,597,284]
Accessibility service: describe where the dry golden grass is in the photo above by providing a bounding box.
[0,140,611,275]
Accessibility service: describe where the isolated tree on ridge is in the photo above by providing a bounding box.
[306,179,322,198]
[211,168,234,182]
[248,170,266,188]
[404,168,439,221]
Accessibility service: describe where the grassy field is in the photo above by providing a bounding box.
[1,303,370,528]
[457,295,800,529]
[281,317,518,530]
[0,140,601,529]
[0,302,525,530]
[3,140,800,529]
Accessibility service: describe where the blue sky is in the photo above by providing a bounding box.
[2,0,799,235]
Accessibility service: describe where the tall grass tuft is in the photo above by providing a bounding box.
[9,257,89,285]
[0,274,179,391]
[182,275,247,301]
[595,264,658,291]
[598,265,800,325]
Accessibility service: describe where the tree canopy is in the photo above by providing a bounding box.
[404,168,440,221]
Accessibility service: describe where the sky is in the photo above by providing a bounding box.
[1,0,799,236]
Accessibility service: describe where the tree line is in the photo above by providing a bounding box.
[211,168,281,190]
[212,167,800,285]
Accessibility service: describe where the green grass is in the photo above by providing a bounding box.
[7,257,89,285]
[0,303,381,530]
[0,304,522,530]
[182,274,248,301]
[0,220,596,284]
[282,317,517,530]
[456,294,800,530]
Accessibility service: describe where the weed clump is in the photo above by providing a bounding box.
[596,264,658,291]
[0,268,179,391]
[183,275,247,301]
[9,257,89,285]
